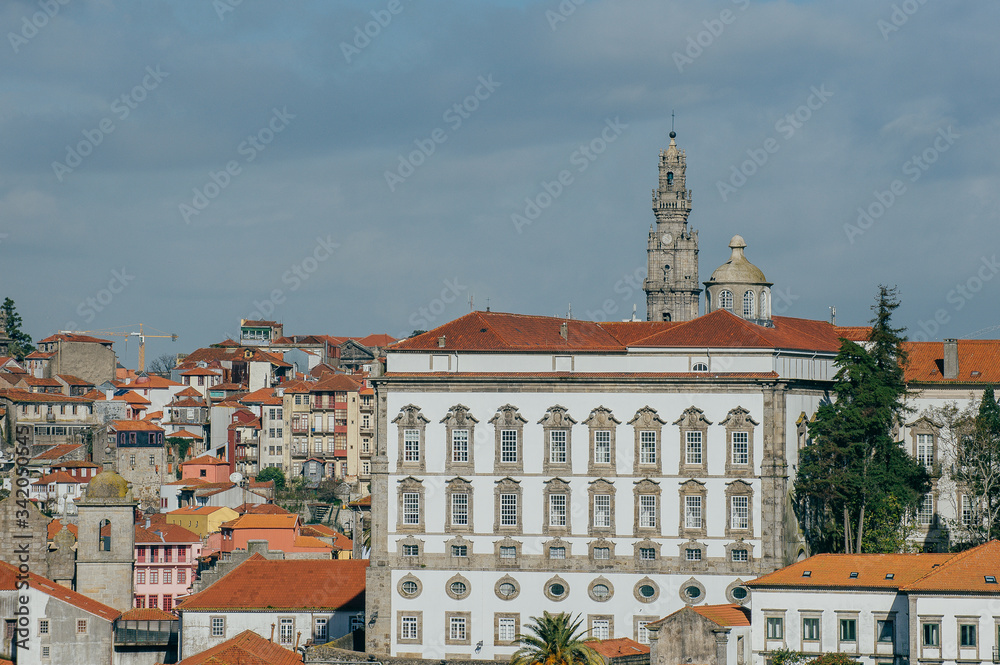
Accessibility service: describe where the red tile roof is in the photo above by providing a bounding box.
[176,555,367,611]
[177,630,302,665]
[31,443,83,461]
[294,535,333,550]
[135,523,202,544]
[39,333,114,345]
[348,495,371,508]
[312,374,362,392]
[692,604,751,627]
[32,471,83,486]
[221,514,299,530]
[114,390,151,405]
[168,429,204,440]
[50,460,99,469]
[55,374,94,386]
[183,454,227,466]
[127,375,182,388]
[175,386,204,397]
[0,388,93,403]
[47,519,78,540]
[20,376,62,387]
[110,420,164,432]
[748,553,954,590]
[902,540,1000,593]
[354,333,397,347]
[237,503,289,515]
[0,560,119,621]
[589,638,650,659]
[905,340,1000,384]
[120,607,178,622]
[835,326,871,341]
[240,387,283,404]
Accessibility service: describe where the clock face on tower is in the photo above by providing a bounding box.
[661,232,673,246]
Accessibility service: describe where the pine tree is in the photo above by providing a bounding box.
[1,297,35,361]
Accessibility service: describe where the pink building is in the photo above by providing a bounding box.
[134,523,203,612]
[179,454,231,482]
[219,513,332,557]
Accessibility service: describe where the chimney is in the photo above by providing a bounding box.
[437,335,446,348]
[944,339,959,379]
[145,518,150,529]
[295,631,301,651]
[559,322,568,340]
[270,624,275,643]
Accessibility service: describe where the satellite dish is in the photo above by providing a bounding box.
[229,472,243,484]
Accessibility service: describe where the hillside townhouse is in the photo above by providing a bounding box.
[134,522,203,612]
[166,505,239,538]
[239,386,288,473]
[30,470,87,515]
[29,332,117,385]
[285,374,363,481]
[218,513,333,558]
[0,387,96,452]
[98,420,167,510]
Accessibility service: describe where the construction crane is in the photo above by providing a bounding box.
[67,323,178,372]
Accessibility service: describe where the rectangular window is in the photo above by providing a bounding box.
[314,618,328,642]
[549,546,566,559]
[686,431,703,465]
[685,495,703,529]
[148,595,158,608]
[137,571,146,584]
[639,495,657,528]
[731,549,748,562]
[452,429,469,463]
[877,620,894,643]
[961,495,974,526]
[593,547,610,560]
[960,624,977,647]
[498,617,516,642]
[164,570,172,584]
[639,431,657,464]
[592,619,610,640]
[732,431,749,465]
[178,570,186,585]
[150,571,159,585]
[593,495,611,528]
[403,492,420,525]
[922,623,939,647]
[731,495,749,530]
[766,617,784,640]
[401,616,418,640]
[639,547,656,560]
[403,429,420,462]
[501,430,518,463]
[403,544,419,557]
[840,619,857,642]
[916,433,934,469]
[594,431,611,464]
[39,619,49,635]
[451,493,469,526]
[450,616,467,641]
[802,618,820,641]
[162,595,173,612]
[685,548,702,561]
[41,646,49,659]
[500,493,518,526]
[134,596,145,609]
[918,493,934,526]
[279,618,294,644]
[549,430,567,463]
[500,546,517,559]
[451,545,468,557]
[637,620,651,645]
[550,494,567,526]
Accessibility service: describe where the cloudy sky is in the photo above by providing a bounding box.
[2,0,998,367]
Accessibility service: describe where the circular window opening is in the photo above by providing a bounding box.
[549,583,566,597]
[685,585,702,600]
[732,586,748,600]
[639,584,656,599]
[499,582,517,598]
[592,584,609,600]
[401,580,418,596]
[450,581,467,596]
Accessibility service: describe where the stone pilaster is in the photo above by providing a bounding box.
[366,379,392,655]
[759,382,788,572]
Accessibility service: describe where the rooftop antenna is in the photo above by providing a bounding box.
[485,297,491,313]
[469,293,474,312]
[671,110,675,133]
[631,304,638,322]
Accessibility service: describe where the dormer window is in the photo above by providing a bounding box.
[692,363,708,372]
[986,575,997,584]
[849,572,859,579]
[885,573,894,580]
[802,570,811,577]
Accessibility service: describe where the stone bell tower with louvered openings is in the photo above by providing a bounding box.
[644,131,701,322]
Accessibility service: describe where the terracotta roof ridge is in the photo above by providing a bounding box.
[900,541,989,589]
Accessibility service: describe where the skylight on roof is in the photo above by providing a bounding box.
[885,573,894,580]
[802,571,811,577]
[849,572,859,579]
[986,575,997,584]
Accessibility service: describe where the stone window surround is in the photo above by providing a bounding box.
[584,407,621,476]
[445,535,473,568]
[836,611,860,654]
[633,479,661,536]
[630,406,666,476]
[633,577,659,603]
[543,575,570,602]
[909,417,940,471]
[442,404,478,474]
[678,538,708,569]
[917,485,939,531]
[397,573,422,599]
[675,407,712,477]
[587,576,614,602]
[919,616,943,654]
[679,479,708,537]
[956,616,981,656]
[725,539,755,567]
[494,574,521,601]
[763,610,787,647]
[721,406,758,476]
[543,478,572,535]
[397,611,422,645]
[445,573,471,600]
[543,537,571,566]
[872,611,896,653]
[495,612,520,647]
[725,480,754,537]
[396,477,425,533]
[491,405,527,474]
[396,535,425,567]
[589,538,615,566]
[393,405,429,473]
[540,406,577,474]
[494,537,522,567]
[633,538,661,565]
[494,477,523,534]
[799,610,822,652]
[635,616,659,645]
[445,611,471,646]
[445,477,474,533]
[588,614,614,640]
[588,479,616,535]
[726,578,750,606]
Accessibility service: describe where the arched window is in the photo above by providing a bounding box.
[662,312,671,322]
[666,172,674,186]
[719,290,733,311]
[99,519,111,552]
[692,363,708,372]
[760,291,769,318]
[743,291,755,319]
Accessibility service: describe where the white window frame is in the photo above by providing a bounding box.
[403,492,420,525]
[500,429,518,463]
[500,493,518,526]
[594,430,611,464]
[686,431,703,465]
[731,495,749,530]
[549,493,567,526]
[498,617,516,642]
[549,430,567,464]
[451,493,469,526]
[401,616,419,640]
[639,430,657,464]
[639,495,657,528]
[403,429,420,462]
[452,429,469,463]
[685,495,703,529]
[593,494,611,528]
[449,616,467,641]
[731,431,749,465]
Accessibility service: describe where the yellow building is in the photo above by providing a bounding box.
[165,505,238,538]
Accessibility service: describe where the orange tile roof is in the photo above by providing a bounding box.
[135,523,202,544]
[589,638,650,659]
[835,326,871,341]
[221,514,298,530]
[0,560,119,621]
[294,535,333,550]
[175,386,204,397]
[692,604,751,627]
[905,340,1000,384]
[32,471,83,485]
[748,552,954,590]
[176,555,367,611]
[300,523,340,538]
[115,390,151,405]
[237,502,289,514]
[183,454,227,466]
[110,420,164,432]
[354,333,397,347]
[47,519,78,540]
[176,628,302,665]
[39,333,114,345]
[20,376,62,386]
[143,410,164,421]
[50,460,99,469]
[312,374,362,392]
[0,388,93,403]
[168,429,204,439]
[240,387,283,404]
[55,374,94,385]
[120,607,178,621]
[127,375,183,388]
[902,540,1000,592]
[32,443,83,461]
[169,505,231,516]
[348,495,371,508]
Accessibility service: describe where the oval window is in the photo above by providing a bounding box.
[685,585,702,599]
[401,580,418,596]
[592,584,609,599]
[732,587,748,600]
[450,581,467,596]
[549,583,566,597]
[499,582,517,598]
[639,584,656,598]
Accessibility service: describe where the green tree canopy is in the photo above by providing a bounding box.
[511,612,603,665]
[1,297,35,361]
[255,466,286,490]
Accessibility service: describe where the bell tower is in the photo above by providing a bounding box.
[644,130,701,322]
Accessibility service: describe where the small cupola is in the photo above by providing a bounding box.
[704,235,774,325]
